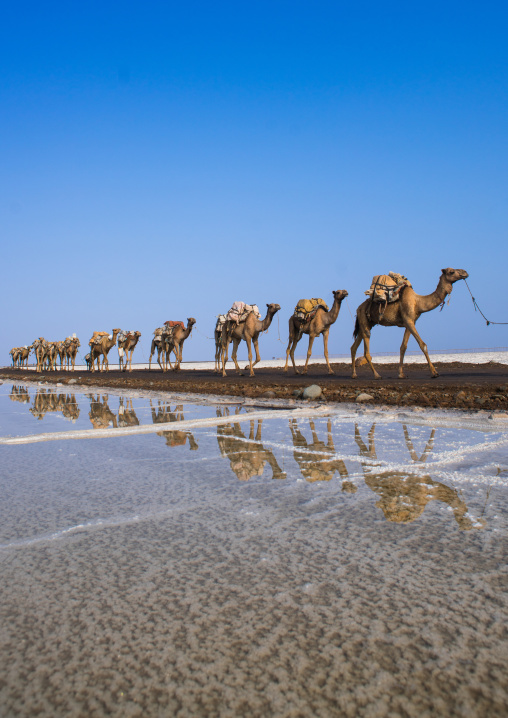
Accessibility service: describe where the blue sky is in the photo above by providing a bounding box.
[2,1,507,365]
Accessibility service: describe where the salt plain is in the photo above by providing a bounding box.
[1,382,508,716]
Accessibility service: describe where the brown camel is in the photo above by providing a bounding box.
[284,290,349,375]
[89,329,121,372]
[149,329,168,372]
[32,338,50,373]
[351,268,469,379]
[221,303,281,377]
[9,348,21,367]
[167,318,196,371]
[64,337,80,371]
[118,331,141,372]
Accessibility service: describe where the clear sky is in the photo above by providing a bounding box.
[2,1,507,365]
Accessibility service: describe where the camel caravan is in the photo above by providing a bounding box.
[8,267,469,377]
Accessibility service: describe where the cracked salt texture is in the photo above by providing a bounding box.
[1,383,508,716]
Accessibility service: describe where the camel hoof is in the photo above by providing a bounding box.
[431,373,439,379]
[374,375,382,380]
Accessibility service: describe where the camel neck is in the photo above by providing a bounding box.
[418,276,453,313]
[262,311,275,330]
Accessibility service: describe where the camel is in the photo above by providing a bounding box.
[55,342,67,370]
[9,348,20,367]
[351,268,469,379]
[118,331,141,372]
[284,290,349,375]
[64,337,80,371]
[17,346,32,369]
[167,318,196,371]
[221,303,281,377]
[32,338,49,373]
[216,407,286,480]
[149,327,179,371]
[88,329,121,372]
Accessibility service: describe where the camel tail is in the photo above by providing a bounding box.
[353,316,360,339]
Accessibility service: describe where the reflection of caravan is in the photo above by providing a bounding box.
[289,418,350,486]
[355,423,485,530]
[9,385,31,404]
[29,389,80,422]
[216,407,286,481]
[118,398,139,428]
[150,401,198,450]
[88,394,117,429]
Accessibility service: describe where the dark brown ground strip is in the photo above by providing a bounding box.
[2,361,508,412]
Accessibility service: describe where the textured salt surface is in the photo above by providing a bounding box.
[1,384,508,716]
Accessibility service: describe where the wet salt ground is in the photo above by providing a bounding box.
[1,386,508,716]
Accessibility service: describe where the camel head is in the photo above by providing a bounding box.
[187,318,196,327]
[441,268,469,283]
[333,289,349,301]
[266,303,281,315]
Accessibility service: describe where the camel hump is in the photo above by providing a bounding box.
[164,320,185,329]
[226,301,261,324]
[365,273,411,303]
[293,297,329,321]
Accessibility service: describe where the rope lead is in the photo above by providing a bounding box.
[464,279,508,326]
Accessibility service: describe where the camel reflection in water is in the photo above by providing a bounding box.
[151,400,198,450]
[28,388,80,422]
[9,385,31,404]
[354,423,486,530]
[289,418,353,491]
[87,393,118,429]
[216,407,286,481]
[118,397,140,428]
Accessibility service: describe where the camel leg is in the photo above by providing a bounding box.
[284,332,297,373]
[398,328,411,379]
[245,336,254,376]
[231,339,242,374]
[352,326,381,380]
[289,337,301,374]
[302,335,316,374]
[404,321,439,378]
[157,346,164,372]
[221,337,231,377]
[249,338,262,372]
[323,328,334,374]
[172,344,181,371]
[350,331,363,378]
[363,332,382,379]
